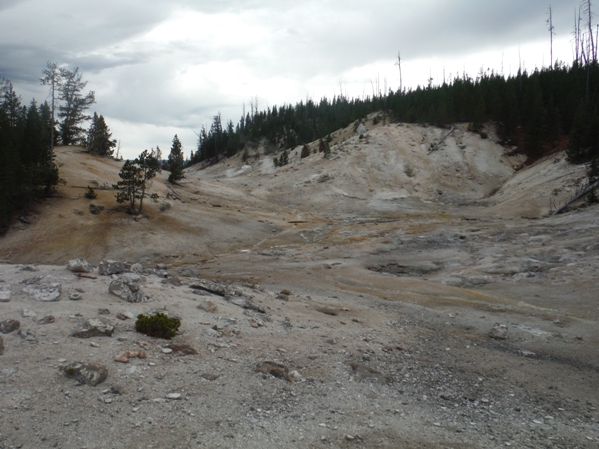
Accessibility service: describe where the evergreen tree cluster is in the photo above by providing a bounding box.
[0,78,58,234]
[86,112,116,157]
[190,63,599,168]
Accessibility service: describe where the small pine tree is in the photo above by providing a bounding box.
[86,113,116,156]
[113,150,160,214]
[301,144,310,158]
[167,134,184,183]
[84,186,97,199]
[278,149,289,166]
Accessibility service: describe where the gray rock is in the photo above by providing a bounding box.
[72,318,114,338]
[0,284,11,302]
[0,319,20,334]
[22,283,62,301]
[179,268,197,278]
[19,275,44,285]
[130,263,144,273]
[98,260,127,276]
[356,123,368,135]
[69,292,83,300]
[0,336,4,355]
[18,265,38,272]
[108,279,145,303]
[67,258,94,273]
[17,329,38,342]
[0,367,18,378]
[489,323,508,340]
[21,309,37,317]
[62,362,108,386]
[190,280,230,297]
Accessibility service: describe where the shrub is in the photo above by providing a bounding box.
[301,144,310,159]
[135,313,180,339]
[84,186,97,199]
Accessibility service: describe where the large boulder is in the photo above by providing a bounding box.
[61,362,108,386]
[98,260,127,276]
[67,258,94,273]
[0,284,11,302]
[71,318,114,338]
[22,283,61,302]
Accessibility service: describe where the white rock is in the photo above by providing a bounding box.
[23,283,62,302]
[66,258,94,273]
[166,393,181,399]
[0,284,11,302]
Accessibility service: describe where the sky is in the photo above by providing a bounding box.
[0,0,584,159]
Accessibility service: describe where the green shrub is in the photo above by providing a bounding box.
[84,186,97,199]
[135,313,180,339]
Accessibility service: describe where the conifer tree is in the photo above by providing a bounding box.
[167,134,184,183]
[86,112,116,156]
[113,150,160,214]
[57,67,95,145]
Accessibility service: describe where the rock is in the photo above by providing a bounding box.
[198,300,218,313]
[166,276,182,286]
[37,316,55,325]
[226,293,265,313]
[489,323,508,340]
[61,362,108,386]
[156,263,167,270]
[108,279,145,303]
[200,373,220,381]
[0,336,3,355]
[66,258,94,273]
[158,202,171,212]
[71,318,114,338]
[279,289,291,296]
[0,319,20,334]
[256,361,290,380]
[130,263,144,274]
[17,329,38,342]
[69,292,83,300]
[114,350,146,363]
[89,204,104,214]
[98,260,127,276]
[0,284,11,302]
[179,268,197,278]
[98,309,110,315]
[190,280,229,296]
[19,275,44,285]
[356,123,368,135]
[18,265,38,271]
[23,283,62,302]
[166,392,181,400]
[21,309,36,318]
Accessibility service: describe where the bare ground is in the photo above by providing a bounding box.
[0,119,598,449]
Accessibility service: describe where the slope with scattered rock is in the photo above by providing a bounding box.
[0,121,597,448]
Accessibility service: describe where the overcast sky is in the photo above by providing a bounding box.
[0,0,582,159]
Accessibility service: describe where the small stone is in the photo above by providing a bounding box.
[256,361,289,380]
[21,309,37,317]
[37,315,56,325]
[166,393,181,399]
[0,319,20,334]
[62,362,108,386]
[0,336,4,355]
[161,348,173,354]
[489,323,508,340]
[0,284,11,302]
[200,373,220,381]
[130,263,144,274]
[198,300,218,313]
[66,258,94,273]
[69,292,83,300]
[345,435,355,441]
[116,313,129,320]
[98,309,110,315]
[17,329,38,342]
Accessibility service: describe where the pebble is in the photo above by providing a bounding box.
[161,348,173,354]
[166,393,181,400]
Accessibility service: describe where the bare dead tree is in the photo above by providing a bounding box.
[40,61,61,153]
[547,5,555,67]
[395,52,403,93]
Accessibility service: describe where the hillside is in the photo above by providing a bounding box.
[0,121,598,448]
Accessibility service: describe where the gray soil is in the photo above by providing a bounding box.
[0,118,598,448]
